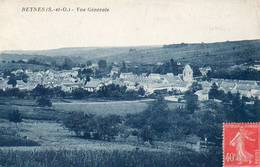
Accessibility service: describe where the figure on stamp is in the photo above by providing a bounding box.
[230,127,255,164]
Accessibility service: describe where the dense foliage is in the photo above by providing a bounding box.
[8,110,22,123]
[63,112,122,141]
[0,127,39,147]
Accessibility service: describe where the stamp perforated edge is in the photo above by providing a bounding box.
[222,122,260,167]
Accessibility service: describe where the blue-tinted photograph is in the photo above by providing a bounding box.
[0,0,260,166]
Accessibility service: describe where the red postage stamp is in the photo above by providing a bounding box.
[223,123,260,167]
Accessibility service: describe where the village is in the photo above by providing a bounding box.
[0,61,260,102]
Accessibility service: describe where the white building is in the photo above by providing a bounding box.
[199,66,212,76]
[183,64,193,82]
[195,89,209,101]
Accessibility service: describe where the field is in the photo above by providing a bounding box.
[0,98,153,120]
[0,98,184,120]
[0,97,205,166]
[52,99,153,116]
[0,117,212,167]
[0,147,209,167]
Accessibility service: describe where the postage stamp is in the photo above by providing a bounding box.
[223,123,260,167]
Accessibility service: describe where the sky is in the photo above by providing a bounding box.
[0,0,260,51]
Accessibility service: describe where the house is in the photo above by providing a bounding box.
[238,80,258,86]
[148,73,161,80]
[171,81,190,93]
[249,65,260,71]
[120,72,136,79]
[185,135,202,152]
[251,89,260,99]
[164,95,179,102]
[11,69,24,75]
[110,66,120,77]
[195,89,209,101]
[83,79,102,92]
[0,79,11,90]
[219,82,236,93]
[199,66,212,76]
[200,81,211,91]
[61,82,81,92]
[16,80,29,90]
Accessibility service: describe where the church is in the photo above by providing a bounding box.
[182,64,193,82]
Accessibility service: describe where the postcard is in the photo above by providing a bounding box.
[0,0,260,166]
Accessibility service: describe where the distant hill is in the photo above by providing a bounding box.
[1,40,260,67]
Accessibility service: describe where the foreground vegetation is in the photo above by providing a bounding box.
[0,148,218,167]
[0,127,39,147]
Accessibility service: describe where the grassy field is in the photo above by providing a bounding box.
[0,103,64,121]
[0,98,208,167]
[0,147,209,167]
[0,98,185,121]
[52,99,154,116]
[0,98,153,120]
[0,118,213,167]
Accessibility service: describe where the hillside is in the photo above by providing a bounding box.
[103,40,260,67]
[1,39,260,67]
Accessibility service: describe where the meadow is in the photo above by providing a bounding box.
[0,98,153,119]
[0,147,209,167]
[0,98,213,167]
[52,99,153,116]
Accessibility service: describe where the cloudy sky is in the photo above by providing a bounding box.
[0,0,260,50]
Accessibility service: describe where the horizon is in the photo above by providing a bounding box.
[1,38,260,52]
[1,0,260,51]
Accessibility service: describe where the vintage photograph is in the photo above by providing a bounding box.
[0,0,260,166]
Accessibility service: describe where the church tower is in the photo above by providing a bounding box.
[183,64,193,82]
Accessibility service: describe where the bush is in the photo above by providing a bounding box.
[8,110,22,123]
[63,112,122,141]
[71,88,90,99]
[36,97,52,107]
[0,127,40,147]
[0,135,40,147]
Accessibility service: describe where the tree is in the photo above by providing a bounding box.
[7,76,17,87]
[208,83,219,99]
[51,86,65,98]
[98,60,107,69]
[20,73,29,83]
[95,115,122,141]
[8,110,22,123]
[222,91,233,103]
[63,112,121,141]
[137,87,146,96]
[36,97,52,107]
[126,97,172,140]
[71,88,90,99]
[62,58,73,70]
[33,84,47,96]
[78,68,93,85]
[208,82,226,100]
[184,91,198,114]
[63,112,96,137]
[226,92,247,122]
[170,58,179,75]
[189,82,202,93]
[140,126,153,144]
[86,60,92,67]
[97,84,127,98]
[121,61,127,72]
[252,98,260,121]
